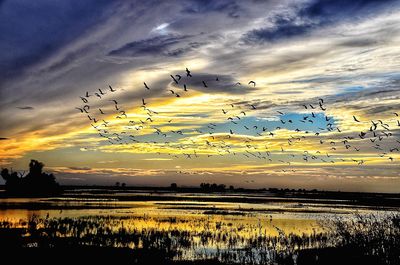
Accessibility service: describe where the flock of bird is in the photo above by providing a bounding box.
[75,67,400,170]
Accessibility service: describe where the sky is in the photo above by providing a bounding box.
[1,0,400,192]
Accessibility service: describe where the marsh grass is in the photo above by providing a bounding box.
[0,213,398,264]
[320,213,400,265]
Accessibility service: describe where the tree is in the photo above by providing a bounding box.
[1,160,60,196]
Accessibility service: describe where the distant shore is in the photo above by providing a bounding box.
[1,185,399,208]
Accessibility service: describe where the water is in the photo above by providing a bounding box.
[0,189,393,235]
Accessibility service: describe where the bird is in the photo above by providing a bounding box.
[144,82,150,90]
[202,81,208,87]
[248,81,256,87]
[75,107,84,113]
[95,93,102,98]
[109,85,116,92]
[170,75,179,84]
[98,88,106,95]
[80,97,88,103]
[175,74,182,81]
[109,99,118,105]
[185,68,192,77]
[142,98,146,106]
[99,108,105,114]
[319,102,326,111]
[85,91,91,97]
[353,116,361,122]
[183,84,188,91]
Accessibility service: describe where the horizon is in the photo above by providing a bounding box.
[1,0,400,193]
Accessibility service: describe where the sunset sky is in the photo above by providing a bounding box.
[1,0,400,192]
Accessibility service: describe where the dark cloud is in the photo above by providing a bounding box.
[364,104,400,115]
[67,166,92,171]
[181,0,241,18]
[244,16,316,43]
[16,106,34,110]
[0,0,117,82]
[243,0,397,43]
[109,35,202,57]
[300,0,396,20]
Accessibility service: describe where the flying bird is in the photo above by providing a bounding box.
[248,81,256,87]
[353,116,361,122]
[109,85,116,92]
[185,68,192,77]
[144,82,150,90]
[170,75,179,84]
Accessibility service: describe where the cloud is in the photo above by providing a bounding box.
[67,166,92,171]
[142,158,173,161]
[1,0,400,191]
[16,106,34,110]
[181,0,242,18]
[243,0,397,43]
[108,34,201,57]
[0,0,117,81]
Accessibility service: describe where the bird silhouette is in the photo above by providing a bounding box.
[353,116,361,122]
[185,68,192,77]
[170,75,178,84]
